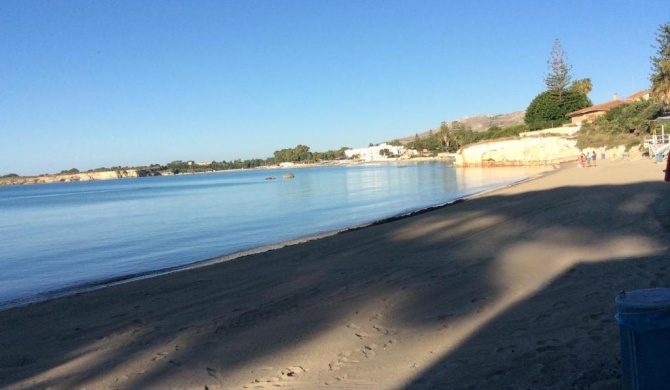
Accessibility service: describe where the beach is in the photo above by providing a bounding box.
[1,157,668,389]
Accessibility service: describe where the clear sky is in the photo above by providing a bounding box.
[1,0,668,175]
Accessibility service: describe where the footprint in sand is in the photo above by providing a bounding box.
[354,332,376,340]
[369,313,384,321]
[152,352,168,361]
[329,349,360,371]
[243,366,308,388]
[206,367,218,379]
[115,372,147,385]
[362,344,377,358]
[372,324,397,335]
[329,321,398,374]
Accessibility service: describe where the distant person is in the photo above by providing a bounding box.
[579,154,586,168]
[587,153,592,167]
[592,151,597,166]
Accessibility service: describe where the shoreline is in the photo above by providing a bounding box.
[2,157,666,389]
[0,165,554,312]
[1,155,557,186]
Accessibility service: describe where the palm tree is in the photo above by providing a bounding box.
[651,22,670,112]
[570,78,592,95]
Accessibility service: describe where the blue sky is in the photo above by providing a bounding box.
[1,0,668,175]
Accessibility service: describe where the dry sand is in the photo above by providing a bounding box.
[1,157,669,390]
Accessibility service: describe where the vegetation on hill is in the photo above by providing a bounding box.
[576,99,665,150]
[403,121,529,155]
[409,23,670,155]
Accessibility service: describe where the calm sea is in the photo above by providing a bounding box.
[0,162,548,309]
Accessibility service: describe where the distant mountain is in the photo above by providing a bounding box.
[393,110,526,143]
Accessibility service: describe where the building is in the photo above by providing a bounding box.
[567,90,650,125]
[344,143,405,161]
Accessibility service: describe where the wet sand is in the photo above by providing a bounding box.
[1,156,669,389]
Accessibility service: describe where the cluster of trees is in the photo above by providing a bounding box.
[406,23,669,154]
[526,21,670,135]
[165,159,269,174]
[162,145,350,174]
[405,121,529,155]
[577,98,664,150]
[575,99,666,151]
[271,145,349,163]
[576,22,669,148]
[524,40,592,130]
[86,166,139,173]
[524,89,592,130]
[600,99,662,134]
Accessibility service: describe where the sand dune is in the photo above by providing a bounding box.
[1,156,668,389]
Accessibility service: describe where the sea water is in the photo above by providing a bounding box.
[0,162,548,308]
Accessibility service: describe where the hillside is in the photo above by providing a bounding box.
[393,110,526,143]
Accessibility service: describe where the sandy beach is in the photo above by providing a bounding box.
[1,156,669,390]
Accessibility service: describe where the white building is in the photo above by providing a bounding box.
[344,143,405,161]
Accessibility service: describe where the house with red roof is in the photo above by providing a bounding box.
[567,90,650,125]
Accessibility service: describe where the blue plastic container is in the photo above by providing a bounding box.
[616,288,670,389]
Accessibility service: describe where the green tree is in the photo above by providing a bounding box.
[561,89,593,114]
[438,122,450,151]
[443,121,479,151]
[570,78,593,95]
[524,91,565,129]
[524,90,591,129]
[650,22,670,112]
[527,40,590,130]
[545,39,572,101]
[409,133,423,150]
[294,144,312,161]
[604,99,661,134]
[423,131,442,151]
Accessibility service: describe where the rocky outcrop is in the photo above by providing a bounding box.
[452,128,645,167]
[136,169,163,177]
[453,136,579,167]
[0,170,142,185]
